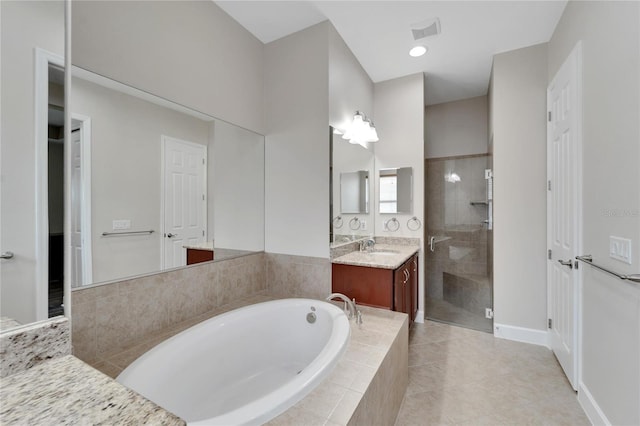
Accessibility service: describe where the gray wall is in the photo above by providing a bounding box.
[491,43,548,333]
[211,120,265,251]
[264,22,330,258]
[72,1,264,134]
[374,73,425,318]
[548,1,640,424]
[425,96,488,159]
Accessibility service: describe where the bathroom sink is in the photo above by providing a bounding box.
[369,250,399,256]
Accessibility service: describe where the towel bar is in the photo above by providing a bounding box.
[575,255,640,284]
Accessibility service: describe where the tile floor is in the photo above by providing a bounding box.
[395,320,590,425]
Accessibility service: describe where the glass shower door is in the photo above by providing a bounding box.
[425,154,493,332]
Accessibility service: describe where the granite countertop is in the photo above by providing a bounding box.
[0,355,184,425]
[183,241,214,251]
[331,243,419,270]
[182,243,257,262]
[0,317,21,332]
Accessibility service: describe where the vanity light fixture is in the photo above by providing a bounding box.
[342,111,379,147]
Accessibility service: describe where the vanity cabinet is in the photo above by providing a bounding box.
[186,248,214,265]
[332,253,418,324]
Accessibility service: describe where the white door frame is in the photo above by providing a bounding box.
[71,114,93,286]
[546,41,583,391]
[160,135,207,270]
[34,48,64,320]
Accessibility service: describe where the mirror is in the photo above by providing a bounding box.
[70,67,265,287]
[1,0,66,330]
[340,171,369,214]
[379,167,413,214]
[330,128,375,245]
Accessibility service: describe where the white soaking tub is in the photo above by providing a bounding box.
[116,298,350,425]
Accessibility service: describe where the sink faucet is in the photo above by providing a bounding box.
[359,238,375,252]
[326,293,363,324]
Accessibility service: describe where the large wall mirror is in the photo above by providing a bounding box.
[0,0,265,334]
[340,171,369,214]
[1,0,66,330]
[330,128,375,245]
[70,68,264,287]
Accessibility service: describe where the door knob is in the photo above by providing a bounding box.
[0,251,14,259]
[557,259,573,269]
[166,233,177,238]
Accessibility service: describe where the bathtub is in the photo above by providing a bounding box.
[116,298,350,425]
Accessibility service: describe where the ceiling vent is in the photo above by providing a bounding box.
[411,18,441,40]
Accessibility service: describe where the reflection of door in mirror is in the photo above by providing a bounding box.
[0,0,66,328]
[70,115,92,288]
[162,137,207,269]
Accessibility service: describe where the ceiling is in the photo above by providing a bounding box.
[215,1,567,106]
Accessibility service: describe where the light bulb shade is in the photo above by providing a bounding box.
[364,120,379,142]
[342,111,378,144]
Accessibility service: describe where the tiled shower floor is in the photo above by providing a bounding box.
[426,297,493,333]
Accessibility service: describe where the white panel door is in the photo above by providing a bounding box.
[547,42,582,391]
[70,128,84,286]
[163,137,206,269]
[70,116,93,287]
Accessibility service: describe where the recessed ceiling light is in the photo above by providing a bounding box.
[409,45,427,57]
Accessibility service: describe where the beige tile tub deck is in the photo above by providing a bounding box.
[91,296,409,425]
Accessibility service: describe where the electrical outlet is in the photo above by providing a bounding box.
[113,219,131,230]
[609,236,632,264]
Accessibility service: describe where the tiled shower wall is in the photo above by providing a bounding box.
[71,252,332,365]
[426,154,491,300]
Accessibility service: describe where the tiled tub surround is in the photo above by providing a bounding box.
[72,252,266,364]
[265,252,332,299]
[90,294,408,426]
[0,317,71,378]
[0,355,184,425]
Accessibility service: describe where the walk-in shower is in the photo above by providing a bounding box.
[425,154,493,332]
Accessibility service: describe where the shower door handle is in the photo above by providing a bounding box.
[428,236,435,252]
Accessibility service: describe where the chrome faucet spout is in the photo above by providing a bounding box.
[326,293,362,324]
[359,238,375,252]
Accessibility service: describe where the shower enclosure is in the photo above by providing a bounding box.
[425,154,493,332]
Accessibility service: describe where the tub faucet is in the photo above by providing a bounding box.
[359,238,375,252]
[326,293,363,324]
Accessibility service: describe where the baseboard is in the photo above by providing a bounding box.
[493,323,549,347]
[414,310,425,324]
[578,381,610,426]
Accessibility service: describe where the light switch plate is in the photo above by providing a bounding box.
[113,219,131,230]
[609,236,632,264]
